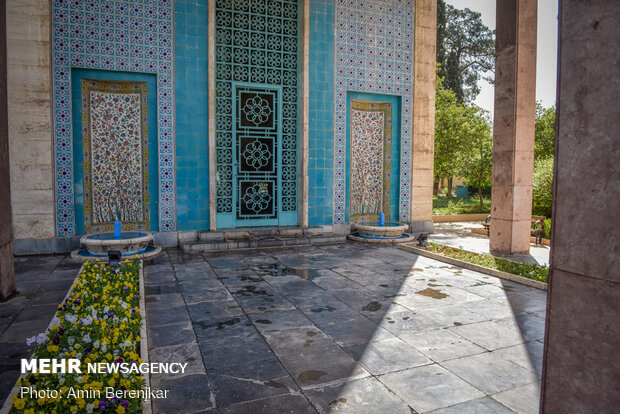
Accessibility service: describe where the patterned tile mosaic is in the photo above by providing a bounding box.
[81,79,150,233]
[52,0,175,235]
[334,0,413,223]
[349,100,391,221]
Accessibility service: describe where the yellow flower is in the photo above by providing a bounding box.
[108,378,115,386]
[116,405,126,414]
[24,409,34,414]
[13,397,25,410]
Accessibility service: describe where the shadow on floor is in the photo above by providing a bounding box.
[143,243,546,413]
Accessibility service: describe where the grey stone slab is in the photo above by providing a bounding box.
[12,303,59,324]
[0,319,51,343]
[393,291,455,310]
[320,317,395,346]
[0,369,20,404]
[379,364,485,413]
[492,341,544,377]
[193,316,258,344]
[183,288,234,304]
[144,283,179,296]
[504,292,548,315]
[400,329,486,362]
[249,309,314,332]
[429,396,515,413]
[200,331,276,369]
[441,352,539,394]
[344,337,432,375]
[449,320,527,351]
[150,374,214,413]
[496,313,546,342]
[148,342,205,377]
[218,394,318,414]
[28,289,68,306]
[0,296,29,318]
[143,268,177,284]
[209,358,298,407]
[147,305,191,327]
[305,377,411,414]
[145,292,186,310]
[261,326,336,357]
[457,299,516,320]
[279,346,370,390]
[417,303,488,328]
[378,310,440,335]
[492,382,541,414]
[187,300,244,322]
[148,322,197,348]
[179,278,227,291]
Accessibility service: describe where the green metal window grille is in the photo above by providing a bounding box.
[215,0,298,223]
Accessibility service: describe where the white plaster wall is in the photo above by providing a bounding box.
[7,0,55,238]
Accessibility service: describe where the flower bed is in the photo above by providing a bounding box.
[427,242,549,283]
[11,259,144,414]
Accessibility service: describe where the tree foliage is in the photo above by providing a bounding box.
[434,75,493,204]
[532,157,554,217]
[535,102,556,160]
[437,0,495,102]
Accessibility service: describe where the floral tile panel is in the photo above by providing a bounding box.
[82,79,149,233]
[350,100,392,221]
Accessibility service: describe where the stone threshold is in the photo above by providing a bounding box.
[180,226,348,252]
[397,244,548,291]
[0,262,151,414]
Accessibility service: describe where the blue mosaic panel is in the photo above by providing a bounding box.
[52,0,175,236]
[308,0,335,226]
[334,0,413,224]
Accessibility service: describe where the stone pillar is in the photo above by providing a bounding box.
[7,0,54,240]
[541,1,620,411]
[297,0,310,228]
[0,0,15,301]
[410,0,436,234]
[490,0,537,254]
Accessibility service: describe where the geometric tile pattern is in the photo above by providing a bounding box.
[334,0,413,223]
[350,100,392,221]
[52,0,175,235]
[81,79,149,233]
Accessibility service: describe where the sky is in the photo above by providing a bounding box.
[445,0,559,114]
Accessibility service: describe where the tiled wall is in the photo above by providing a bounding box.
[52,0,175,235]
[333,0,414,224]
[175,0,210,231]
[308,0,336,226]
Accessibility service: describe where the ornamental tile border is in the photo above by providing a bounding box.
[333,0,414,224]
[52,0,176,236]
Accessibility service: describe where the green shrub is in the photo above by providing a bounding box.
[427,242,549,283]
[532,157,554,217]
[543,218,552,239]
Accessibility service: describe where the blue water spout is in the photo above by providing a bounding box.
[114,221,121,239]
[379,212,385,227]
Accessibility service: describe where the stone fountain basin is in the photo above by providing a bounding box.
[351,221,409,238]
[80,231,153,257]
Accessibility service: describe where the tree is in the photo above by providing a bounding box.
[532,157,554,217]
[535,102,556,160]
[437,1,495,102]
[434,74,492,201]
[434,76,466,197]
[459,109,493,208]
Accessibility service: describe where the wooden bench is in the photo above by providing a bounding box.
[482,215,546,245]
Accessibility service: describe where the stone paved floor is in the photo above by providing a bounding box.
[430,222,550,266]
[0,255,81,403]
[144,243,547,413]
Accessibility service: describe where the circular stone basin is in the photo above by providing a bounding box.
[80,231,153,257]
[351,221,409,238]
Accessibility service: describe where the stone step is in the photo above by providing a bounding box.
[181,232,346,252]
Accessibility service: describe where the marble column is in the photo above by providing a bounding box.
[0,0,15,301]
[490,0,537,254]
[410,0,436,234]
[541,1,620,411]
